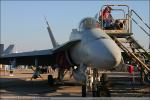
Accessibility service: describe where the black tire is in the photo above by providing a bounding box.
[48,75,54,85]
[10,70,13,74]
[92,84,97,97]
[92,91,97,97]
[82,84,86,97]
[96,85,101,97]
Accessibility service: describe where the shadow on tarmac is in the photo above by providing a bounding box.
[0,78,81,97]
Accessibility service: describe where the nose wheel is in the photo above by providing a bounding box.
[82,83,87,97]
[93,73,110,97]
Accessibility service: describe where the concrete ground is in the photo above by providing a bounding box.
[0,69,150,99]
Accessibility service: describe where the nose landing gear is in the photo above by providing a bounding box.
[82,68,110,97]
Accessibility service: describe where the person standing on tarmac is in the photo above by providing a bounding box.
[127,62,135,83]
[138,64,145,84]
[31,67,43,80]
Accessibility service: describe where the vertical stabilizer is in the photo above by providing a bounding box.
[45,17,57,48]
[4,44,15,55]
[0,44,4,56]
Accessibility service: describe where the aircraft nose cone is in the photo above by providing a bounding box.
[87,39,121,69]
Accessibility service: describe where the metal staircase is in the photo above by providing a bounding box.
[112,36,150,73]
[126,36,150,61]
[99,5,150,82]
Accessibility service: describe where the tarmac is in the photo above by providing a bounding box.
[0,69,150,99]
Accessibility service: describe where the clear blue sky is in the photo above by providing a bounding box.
[1,0,150,52]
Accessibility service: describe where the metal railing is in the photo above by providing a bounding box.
[99,5,129,31]
[131,10,150,29]
[113,36,150,73]
[129,10,150,37]
[127,36,150,59]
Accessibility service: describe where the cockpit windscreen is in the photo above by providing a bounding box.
[79,17,98,31]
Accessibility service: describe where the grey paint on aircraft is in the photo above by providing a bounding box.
[69,18,121,69]
[0,17,122,82]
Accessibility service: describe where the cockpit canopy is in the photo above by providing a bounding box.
[79,17,98,31]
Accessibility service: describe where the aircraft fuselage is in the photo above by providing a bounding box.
[69,19,121,69]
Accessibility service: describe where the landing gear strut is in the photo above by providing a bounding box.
[83,68,110,97]
[92,68,99,97]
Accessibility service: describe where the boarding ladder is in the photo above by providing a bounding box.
[99,5,150,82]
[113,9,150,82]
[112,36,150,74]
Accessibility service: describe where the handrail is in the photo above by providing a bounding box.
[111,9,126,18]
[99,5,129,30]
[113,36,150,72]
[130,10,150,53]
[128,14,150,37]
[131,10,150,29]
[127,36,150,59]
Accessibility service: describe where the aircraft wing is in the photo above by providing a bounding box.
[53,39,80,53]
[0,49,54,66]
[0,39,80,66]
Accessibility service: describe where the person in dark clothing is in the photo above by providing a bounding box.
[113,20,121,30]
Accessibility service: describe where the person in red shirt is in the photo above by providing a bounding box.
[128,65,134,74]
[128,64,135,83]
[99,6,113,29]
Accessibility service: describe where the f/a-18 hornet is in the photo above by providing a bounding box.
[0,17,122,97]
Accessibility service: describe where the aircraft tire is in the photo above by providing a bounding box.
[96,84,101,97]
[82,84,86,97]
[48,75,54,85]
[92,91,97,97]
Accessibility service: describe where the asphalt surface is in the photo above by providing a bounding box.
[0,69,150,98]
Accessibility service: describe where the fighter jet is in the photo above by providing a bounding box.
[0,17,122,96]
